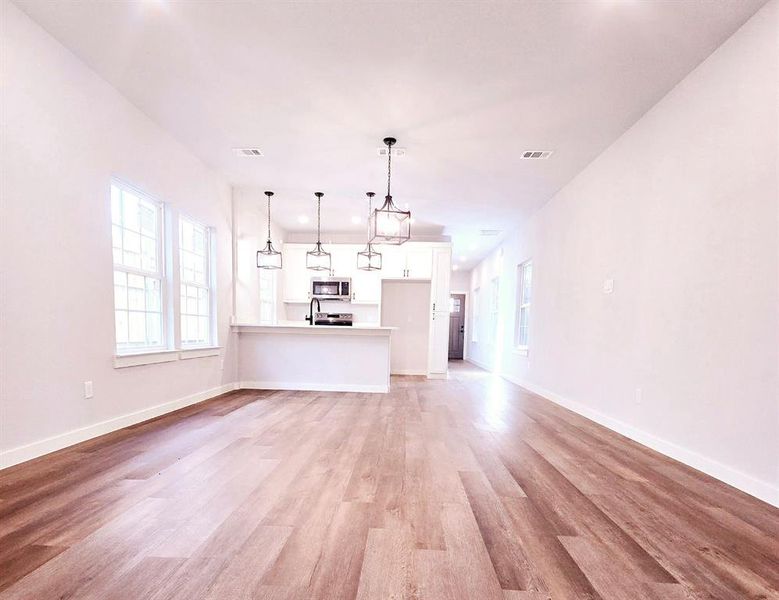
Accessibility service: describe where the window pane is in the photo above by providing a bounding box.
[140,203,156,237]
[115,310,128,344]
[128,312,146,343]
[114,271,128,310]
[146,313,162,346]
[145,278,161,312]
[122,192,140,232]
[141,236,157,272]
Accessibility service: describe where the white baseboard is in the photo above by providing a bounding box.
[426,372,449,380]
[500,372,779,508]
[391,369,428,376]
[0,383,239,470]
[240,381,388,394]
[465,357,492,371]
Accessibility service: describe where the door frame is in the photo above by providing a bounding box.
[449,290,469,361]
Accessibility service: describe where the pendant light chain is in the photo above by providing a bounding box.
[386,141,392,197]
[266,193,272,241]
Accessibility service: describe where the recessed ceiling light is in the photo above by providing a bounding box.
[297,215,309,224]
[351,216,361,224]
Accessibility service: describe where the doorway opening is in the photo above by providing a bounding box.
[448,293,465,360]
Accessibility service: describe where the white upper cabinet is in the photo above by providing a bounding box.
[376,243,433,279]
[328,244,355,278]
[405,245,433,279]
[378,245,406,278]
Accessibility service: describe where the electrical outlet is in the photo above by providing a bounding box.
[603,278,614,294]
[84,381,94,399]
[635,387,642,404]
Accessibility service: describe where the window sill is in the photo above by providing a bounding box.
[114,349,179,369]
[113,346,222,368]
[179,346,221,360]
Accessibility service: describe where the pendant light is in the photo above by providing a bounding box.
[306,192,331,271]
[357,192,382,271]
[370,136,411,245]
[256,191,282,270]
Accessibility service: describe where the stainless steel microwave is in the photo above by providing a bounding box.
[311,277,351,301]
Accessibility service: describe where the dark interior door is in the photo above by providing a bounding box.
[448,294,465,359]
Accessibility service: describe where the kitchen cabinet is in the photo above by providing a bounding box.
[328,244,356,278]
[405,246,433,279]
[378,244,433,279]
[428,311,451,375]
[427,245,452,377]
[378,246,406,278]
[430,246,452,312]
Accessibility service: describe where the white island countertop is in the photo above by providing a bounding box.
[232,322,396,335]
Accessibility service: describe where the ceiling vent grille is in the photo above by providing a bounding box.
[520,150,553,159]
[479,229,502,237]
[378,147,406,157]
[233,147,264,157]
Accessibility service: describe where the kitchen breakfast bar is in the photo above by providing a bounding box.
[233,323,396,393]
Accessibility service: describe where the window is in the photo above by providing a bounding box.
[515,260,533,351]
[258,268,276,324]
[472,287,480,343]
[179,216,213,347]
[489,276,500,344]
[111,182,165,353]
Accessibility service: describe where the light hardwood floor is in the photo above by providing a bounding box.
[1,363,777,599]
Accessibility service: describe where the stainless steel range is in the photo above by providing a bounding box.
[313,312,353,326]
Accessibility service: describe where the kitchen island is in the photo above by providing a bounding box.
[233,322,395,393]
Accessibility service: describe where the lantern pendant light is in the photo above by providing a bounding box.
[370,136,411,245]
[306,192,331,271]
[357,192,382,271]
[257,191,282,270]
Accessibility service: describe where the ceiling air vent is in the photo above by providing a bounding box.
[233,147,264,157]
[480,229,502,237]
[378,147,406,157]
[520,150,553,159]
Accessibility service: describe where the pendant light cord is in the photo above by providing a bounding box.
[316,194,322,246]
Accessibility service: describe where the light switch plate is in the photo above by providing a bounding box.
[84,381,94,399]
[602,278,614,294]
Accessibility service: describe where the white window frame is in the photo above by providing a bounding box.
[179,214,216,348]
[258,267,277,324]
[514,260,532,354]
[111,180,168,355]
[489,276,500,345]
[472,287,480,343]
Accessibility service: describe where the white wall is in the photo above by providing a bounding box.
[0,1,238,465]
[467,0,779,505]
[450,269,472,292]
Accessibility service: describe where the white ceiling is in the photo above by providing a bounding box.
[14,0,766,269]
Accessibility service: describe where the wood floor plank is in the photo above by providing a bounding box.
[1,362,776,600]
